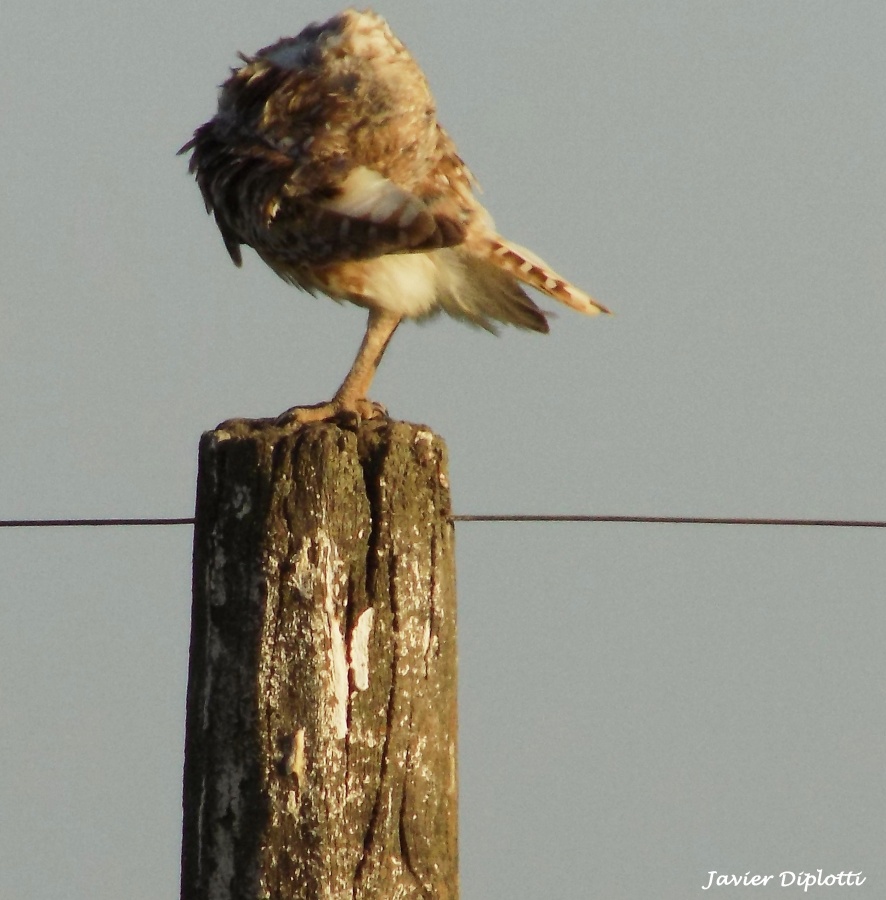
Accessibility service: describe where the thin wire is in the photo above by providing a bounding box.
[452,514,886,527]
[0,517,195,528]
[0,515,884,528]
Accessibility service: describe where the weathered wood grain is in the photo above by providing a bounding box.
[181,419,457,900]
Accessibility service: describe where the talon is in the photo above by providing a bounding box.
[274,397,389,428]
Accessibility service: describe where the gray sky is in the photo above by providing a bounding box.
[2,1,885,897]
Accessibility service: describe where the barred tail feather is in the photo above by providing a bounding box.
[486,237,610,316]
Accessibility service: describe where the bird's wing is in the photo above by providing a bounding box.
[263,165,465,266]
[319,166,464,252]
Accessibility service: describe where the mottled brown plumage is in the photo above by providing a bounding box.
[181,8,609,423]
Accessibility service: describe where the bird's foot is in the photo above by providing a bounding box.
[274,397,388,428]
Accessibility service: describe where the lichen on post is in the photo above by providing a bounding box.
[181,418,458,900]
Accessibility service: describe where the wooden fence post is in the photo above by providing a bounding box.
[181,418,458,900]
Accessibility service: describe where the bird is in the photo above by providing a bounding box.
[180,8,609,424]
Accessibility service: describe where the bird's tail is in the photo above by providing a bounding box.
[484,236,610,316]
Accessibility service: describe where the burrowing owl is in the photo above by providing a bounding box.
[181,8,609,424]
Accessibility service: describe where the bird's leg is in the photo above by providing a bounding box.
[331,308,401,412]
[276,308,402,425]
